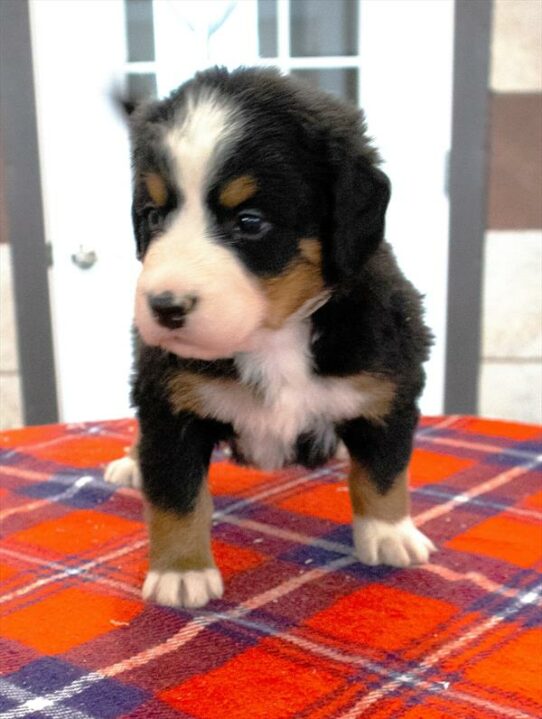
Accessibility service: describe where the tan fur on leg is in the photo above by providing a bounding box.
[348,459,435,567]
[147,483,214,573]
[348,461,410,522]
[143,482,223,608]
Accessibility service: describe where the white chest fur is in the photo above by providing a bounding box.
[197,322,387,470]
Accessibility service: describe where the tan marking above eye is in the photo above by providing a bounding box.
[144,172,168,207]
[219,175,258,208]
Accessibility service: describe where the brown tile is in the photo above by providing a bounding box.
[487,93,542,230]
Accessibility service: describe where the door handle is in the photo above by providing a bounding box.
[71,246,98,269]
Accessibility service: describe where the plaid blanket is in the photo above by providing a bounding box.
[0,416,541,719]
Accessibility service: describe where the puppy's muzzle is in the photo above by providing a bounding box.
[147,291,198,330]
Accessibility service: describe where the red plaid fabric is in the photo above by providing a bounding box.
[1,416,541,718]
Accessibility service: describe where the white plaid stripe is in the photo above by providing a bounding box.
[420,433,542,462]
[0,475,95,521]
[415,459,541,526]
[0,541,146,604]
[0,678,94,719]
[3,513,539,611]
[338,583,542,718]
[0,555,356,718]
[202,612,539,719]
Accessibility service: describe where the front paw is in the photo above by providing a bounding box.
[353,516,436,568]
[104,456,142,489]
[142,568,224,608]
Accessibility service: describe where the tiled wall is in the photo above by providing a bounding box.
[479,0,542,423]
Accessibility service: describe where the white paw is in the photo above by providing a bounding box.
[142,568,224,609]
[334,441,349,461]
[104,456,142,489]
[353,516,436,568]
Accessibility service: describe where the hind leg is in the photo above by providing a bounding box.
[104,455,142,489]
[104,431,142,489]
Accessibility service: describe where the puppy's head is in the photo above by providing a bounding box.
[127,68,390,360]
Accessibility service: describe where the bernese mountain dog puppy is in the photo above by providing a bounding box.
[105,66,435,609]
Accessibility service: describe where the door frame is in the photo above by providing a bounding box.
[445,0,493,414]
[0,0,58,425]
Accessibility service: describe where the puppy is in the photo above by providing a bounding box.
[105,67,435,609]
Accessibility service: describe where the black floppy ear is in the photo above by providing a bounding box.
[326,150,391,282]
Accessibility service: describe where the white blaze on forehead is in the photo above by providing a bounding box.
[165,92,239,201]
[135,92,267,360]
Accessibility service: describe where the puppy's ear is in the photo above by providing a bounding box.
[326,147,391,283]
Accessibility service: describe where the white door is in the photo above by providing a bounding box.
[29,0,136,424]
[30,0,453,422]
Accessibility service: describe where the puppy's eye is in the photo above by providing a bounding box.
[234,211,270,240]
[145,208,163,233]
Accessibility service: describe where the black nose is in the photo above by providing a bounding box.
[147,291,198,330]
